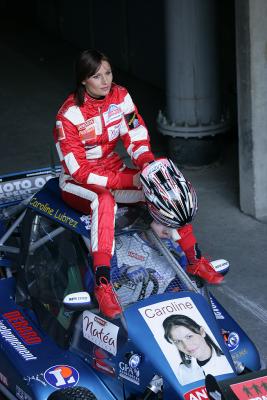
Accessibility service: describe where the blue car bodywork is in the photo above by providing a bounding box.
[0,174,263,400]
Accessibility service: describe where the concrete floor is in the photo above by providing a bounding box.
[1,20,267,379]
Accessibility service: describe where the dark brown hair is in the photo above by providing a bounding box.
[74,49,111,106]
[163,314,223,366]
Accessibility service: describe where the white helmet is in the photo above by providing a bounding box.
[140,158,197,228]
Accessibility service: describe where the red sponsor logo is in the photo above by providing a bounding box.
[127,251,145,261]
[94,316,107,326]
[78,118,94,131]
[78,118,96,142]
[230,375,267,400]
[184,386,209,400]
[3,310,42,345]
[93,358,115,375]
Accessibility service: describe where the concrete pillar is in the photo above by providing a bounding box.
[157,0,230,166]
[235,0,267,221]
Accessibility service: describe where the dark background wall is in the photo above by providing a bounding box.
[34,0,166,89]
[0,0,237,171]
[2,0,236,103]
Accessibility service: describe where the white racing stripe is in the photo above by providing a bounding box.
[217,286,267,326]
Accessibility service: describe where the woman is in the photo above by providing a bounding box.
[163,314,233,385]
[53,49,155,319]
[53,49,223,319]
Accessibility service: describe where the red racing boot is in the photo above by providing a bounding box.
[95,277,122,319]
[186,257,224,285]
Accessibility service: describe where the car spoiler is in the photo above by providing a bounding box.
[0,166,61,209]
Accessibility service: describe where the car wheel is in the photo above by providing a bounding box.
[47,386,98,400]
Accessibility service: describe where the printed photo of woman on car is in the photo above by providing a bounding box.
[163,314,233,385]
[139,297,234,386]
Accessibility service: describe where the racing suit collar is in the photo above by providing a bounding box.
[84,83,115,107]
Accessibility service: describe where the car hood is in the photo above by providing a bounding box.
[123,291,235,395]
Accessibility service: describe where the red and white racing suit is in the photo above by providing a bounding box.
[53,83,155,269]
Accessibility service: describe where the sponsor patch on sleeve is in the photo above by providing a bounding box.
[125,112,140,129]
[56,120,66,140]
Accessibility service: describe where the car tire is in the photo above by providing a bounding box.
[47,386,98,400]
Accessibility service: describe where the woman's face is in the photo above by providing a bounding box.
[82,60,113,98]
[169,325,211,361]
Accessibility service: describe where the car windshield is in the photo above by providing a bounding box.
[22,214,89,342]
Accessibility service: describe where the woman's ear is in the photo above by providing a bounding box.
[200,327,206,337]
[81,81,85,86]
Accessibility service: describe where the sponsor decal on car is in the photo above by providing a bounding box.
[230,375,267,399]
[94,358,115,376]
[139,297,234,386]
[140,298,194,319]
[210,298,225,320]
[231,347,248,362]
[16,385,32,400]
[93,346,115,376]
[80,214,92,230]
[3,310,42,345]
[44,365,79,389]
[227,331,240,351]
[0,169,60,207]
[184,386,209,400]
[119,361,140,385]
[24,373,47,387]
[0,320,37,361]
[83,311,119,355]
[29,198,79,229]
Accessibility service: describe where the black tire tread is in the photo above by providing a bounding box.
[47,386,98,400]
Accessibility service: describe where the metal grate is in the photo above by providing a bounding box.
[110,229,196,309]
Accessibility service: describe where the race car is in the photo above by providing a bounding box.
[0,169,264,400]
